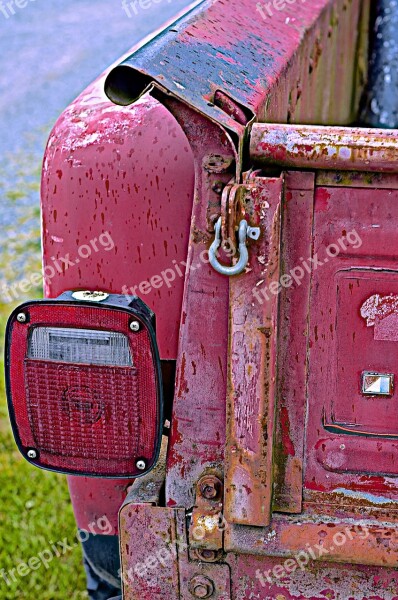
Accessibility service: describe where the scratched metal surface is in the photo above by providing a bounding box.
[105,0,370,131]
[229,553,398,600]
[224,176,283,527]
[40,0,398,597]
[250,124,398,172]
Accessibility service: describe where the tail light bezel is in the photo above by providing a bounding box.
[5,292,164,479]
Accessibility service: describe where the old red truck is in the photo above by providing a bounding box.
[5,0,398,598]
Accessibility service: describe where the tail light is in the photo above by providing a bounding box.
[5,291,163,478]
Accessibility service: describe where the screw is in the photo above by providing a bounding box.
[136,459,146,471]
[189,575,215,598]
[27,449,37,459]
[17,313,27,323]
[198,475,223,500]
[130,321,140,332]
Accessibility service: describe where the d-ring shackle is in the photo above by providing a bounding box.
[209,217,260,276]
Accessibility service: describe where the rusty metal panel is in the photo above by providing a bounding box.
[272,171,315,514]
[225,512,398,567]
[120,500,232,599]
[316,170,398,189]
[305,184,398,501]
[176,511,232,600]
[119,505,181,599]
[250,124,398,172]
[164,101,237,509]
[224,176,283,527]
[105,0,370,136]
[228,553,398,600]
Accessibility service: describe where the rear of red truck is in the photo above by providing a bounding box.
[5,0,398,598]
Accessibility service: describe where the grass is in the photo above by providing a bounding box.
[0,175,88,598]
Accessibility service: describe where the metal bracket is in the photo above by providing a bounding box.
[189,474,224,551]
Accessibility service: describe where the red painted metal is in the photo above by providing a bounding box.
[250,124,398,172]
[159,99,237,509]
[41,69,194,529]
[229,554,398,600]
[42,83,194,362]
[105,0,369,140]
[273,171,315,515]
[68,477,127,535]
[224,176,283,527]
[306,183,398,497]
[37,0,398,597]
[120,504,232,599]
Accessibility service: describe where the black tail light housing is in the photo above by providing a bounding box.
[5,291,163,478]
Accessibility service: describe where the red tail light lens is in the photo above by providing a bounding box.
[5,292,163,478]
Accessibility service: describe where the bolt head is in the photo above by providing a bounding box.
[198,475,222,500]
[194,585,210,599]
[189,575,214,598]
[27,449,37,459]
[211,182,224,194]
[193,549,221,563]
[17,313,27,323]
[136,459,146,471]
[203,485,217,499]
[130,321,140,332]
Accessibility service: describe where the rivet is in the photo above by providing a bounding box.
[136,459,146,471]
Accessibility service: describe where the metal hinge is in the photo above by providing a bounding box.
[188,474,224,553]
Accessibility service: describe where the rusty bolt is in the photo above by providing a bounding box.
[198,475,223,500]
[204,154,234,174]
[189,575,215,598]
[192,548,222,563]
[211,182,224,194]
[207,213,220,234]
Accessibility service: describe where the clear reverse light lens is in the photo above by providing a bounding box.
[28,327,133,366]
